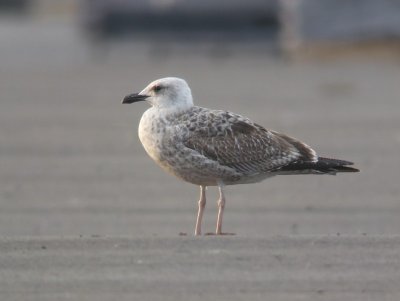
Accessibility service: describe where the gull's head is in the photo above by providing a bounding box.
[122,77,193,111]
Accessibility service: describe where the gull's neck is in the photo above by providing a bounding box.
[152,102,194,117]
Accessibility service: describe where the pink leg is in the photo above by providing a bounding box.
[195,185,206,236]
[216,186,225,235]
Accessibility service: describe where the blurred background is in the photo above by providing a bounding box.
[1,0,400,237]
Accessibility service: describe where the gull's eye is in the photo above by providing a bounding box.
[153,85,163,93]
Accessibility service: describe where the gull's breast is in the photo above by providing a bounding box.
[137,107,242,186]
[138,108,166,165]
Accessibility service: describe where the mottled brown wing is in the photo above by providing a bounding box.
[183,119,305,174]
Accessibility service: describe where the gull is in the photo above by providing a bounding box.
[122,77,359,235]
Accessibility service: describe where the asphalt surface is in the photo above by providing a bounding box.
[1,17,400,300]
[1,236,399,301]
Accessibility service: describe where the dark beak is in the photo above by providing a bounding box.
[122,93,149,104]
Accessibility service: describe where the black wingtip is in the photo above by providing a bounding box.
[316,157,359,173]
[278,157,359,174]
[334,166,360,173]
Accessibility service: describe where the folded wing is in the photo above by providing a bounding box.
[182,110,318,175]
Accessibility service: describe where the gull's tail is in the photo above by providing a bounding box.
[279,157,359,174]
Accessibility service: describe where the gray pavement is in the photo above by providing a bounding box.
[1,18,400,300]
[1,236,399,301]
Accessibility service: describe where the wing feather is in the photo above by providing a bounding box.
[181,110,317,174]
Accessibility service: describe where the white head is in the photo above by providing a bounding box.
[122,77,193,111]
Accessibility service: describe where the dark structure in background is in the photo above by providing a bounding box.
[0,0,31,13]
[80,0,400,55]
[80,0,279,41]
[281,0,400,52]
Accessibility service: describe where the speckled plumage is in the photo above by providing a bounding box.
[123,77,358,235]
[139,106,318,186]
